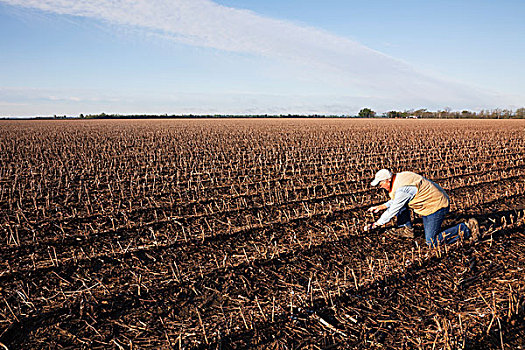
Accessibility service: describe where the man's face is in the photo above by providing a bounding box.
[379,179,390,191]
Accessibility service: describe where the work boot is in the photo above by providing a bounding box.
[467,218,480,241]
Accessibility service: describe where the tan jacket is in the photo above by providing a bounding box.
[389,172,449,216]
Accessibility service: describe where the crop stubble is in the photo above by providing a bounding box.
[0,118,524,349]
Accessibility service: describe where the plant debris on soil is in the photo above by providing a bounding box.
[0,118,524,349]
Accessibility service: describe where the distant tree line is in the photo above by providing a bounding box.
[21,108,523,120]
[77,108,525,119]
[364,107,525,119]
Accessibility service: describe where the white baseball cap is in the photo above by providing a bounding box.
[371,169,393,186]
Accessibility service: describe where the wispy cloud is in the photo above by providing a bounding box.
[0,0,520,111]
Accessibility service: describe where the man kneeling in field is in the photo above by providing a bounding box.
[364,169,480,247]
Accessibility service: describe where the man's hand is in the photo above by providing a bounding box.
[367,205,383,214]
[363,223,376,232]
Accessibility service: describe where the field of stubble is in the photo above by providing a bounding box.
[0,118,524,349]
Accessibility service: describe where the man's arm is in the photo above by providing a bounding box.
[368,199,393,213]
[365,186,417,230]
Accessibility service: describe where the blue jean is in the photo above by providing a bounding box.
[396,205,413,229]
[397,205,470,247]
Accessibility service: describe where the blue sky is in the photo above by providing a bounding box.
[0,0,524,117]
